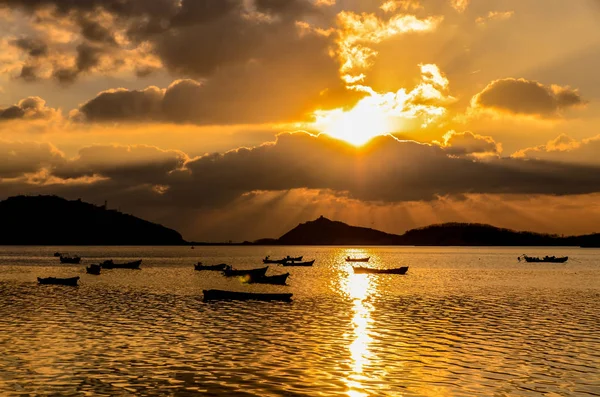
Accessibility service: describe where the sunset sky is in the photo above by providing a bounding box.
[1,0,600,241]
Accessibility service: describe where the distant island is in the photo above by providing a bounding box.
[0,195,185,245]
[250,216,600,247]
[1,196,600,247]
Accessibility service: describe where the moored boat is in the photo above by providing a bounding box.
[346,257,370,262]
[101,259,142,269]
[282,260,314,267]
[203,289,292,302]
[59,255,81,264]
[248,273,290,285]
[353,266,409,275]
[263,255,303,264]
[223,266,268,278]
[519,255,568,263]
[86,264,101,275]
[53,252,62,257]
[38,276,80,286]
[194,263,227,271]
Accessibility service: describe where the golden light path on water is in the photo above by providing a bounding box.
[339,249,377,397]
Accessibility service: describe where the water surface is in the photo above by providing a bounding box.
[0,246,599,396]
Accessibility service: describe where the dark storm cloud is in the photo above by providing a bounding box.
[472,78,585,117]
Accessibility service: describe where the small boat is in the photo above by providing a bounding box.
[249,273,290,285]
[53,252,62,257]
[263,255,303,264]
[59,255,81,264]
[38,276,80,286]
[194,263,227,271]
[203,289,293,302]
[519,255,568,263]
[101,259,142,269]
[353,266,409,275]
[346,257,370,262]
[86,264,101,275]
[282,260,315,267]
[223,266,268,278]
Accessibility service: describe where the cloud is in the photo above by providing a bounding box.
[438,130,502,158]
[450,0,469,13]
[334,10,443,83]
[476,11,514,26]
[73,86,165,122]
[0,140,64,178]
[471,78,586,118]
[53,144,189,184]
[513,133,600,164]
[0,97,60,121]
[6,132,600,235]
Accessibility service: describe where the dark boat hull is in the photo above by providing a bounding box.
[249,273,290,285]
[59,257,81,264]
[223,266,268,277]
[194,263,227,271]
[38,276,80,286]
[203,289,292,302]
[282,260,314,267]
[263,256,303,264]
[86,265,101,275]
[101,260,142,269]
[353,266,409,275]
[523,256,568,263]
[346,257,370,262]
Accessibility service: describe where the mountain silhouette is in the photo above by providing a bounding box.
[0,195,185,245]
[265,216,599,246]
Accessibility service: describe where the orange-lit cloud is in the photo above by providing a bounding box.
[334,10,443,83]
[312,64,454,144]
[450,0,470,13]
[471,78,586,118]
[476,11,514,25]
[513,133,600,164]
[437,130,502,158]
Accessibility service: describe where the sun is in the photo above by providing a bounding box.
[313,97,393,146]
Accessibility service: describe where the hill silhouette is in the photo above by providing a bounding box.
[262,216,599,246]
[0,195,185,245]
[278,216,402,245]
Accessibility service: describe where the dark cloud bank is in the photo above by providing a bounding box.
[4,133,600,210]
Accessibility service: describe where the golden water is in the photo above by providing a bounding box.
[0,246,598,396]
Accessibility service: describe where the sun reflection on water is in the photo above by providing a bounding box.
[339,249,375,397]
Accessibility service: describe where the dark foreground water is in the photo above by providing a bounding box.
[0,246,599,396]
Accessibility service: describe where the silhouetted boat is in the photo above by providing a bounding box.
[346,257,370,262]
[38,276,80,286]
[223,266,268,278]
[282,260,315,267]
[86,264,101,275]
[353,266,409,275]
[520,255,568,263]
[249,273,290,285]
[203,289,292,302]
[59,255,81,264]
[101,259,142,269]
[263,255,303,264]
[194,263,227,271]
[53,252,61,257]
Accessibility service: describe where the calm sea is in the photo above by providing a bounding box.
[0,246,599,396]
